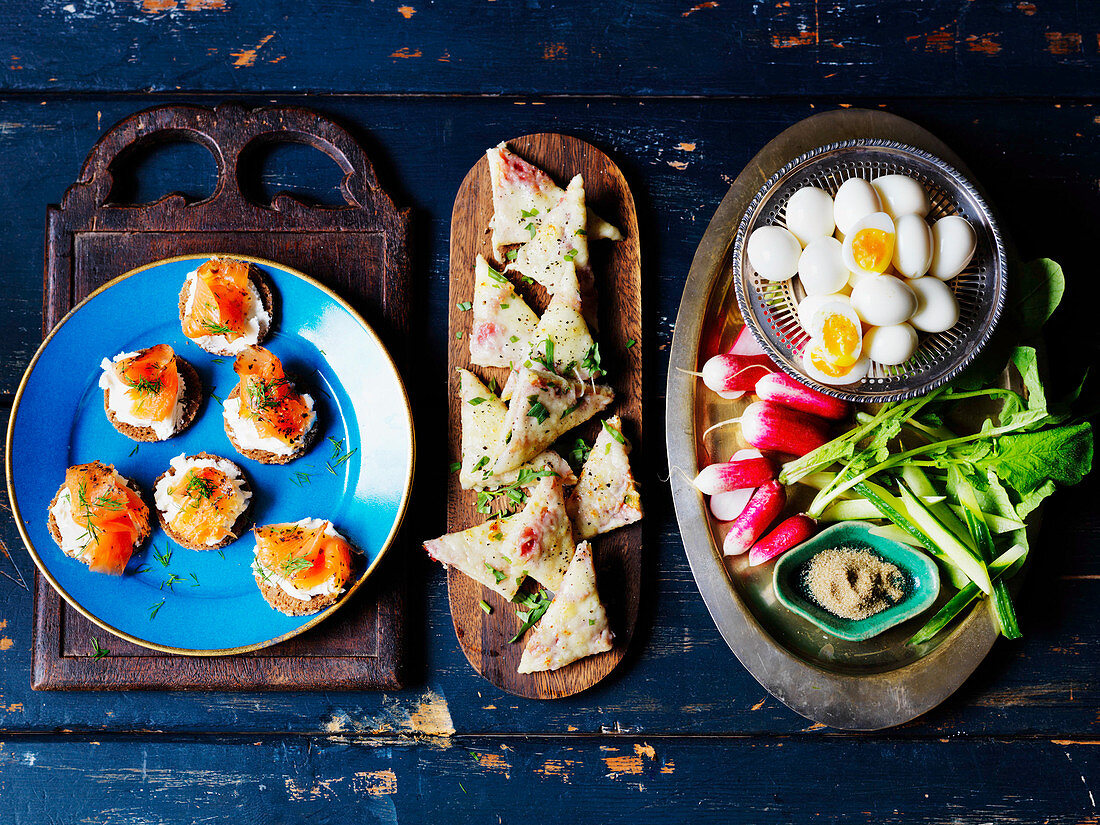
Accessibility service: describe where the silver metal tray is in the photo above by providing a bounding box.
[667,109,1014,730]
[735,139,1006,403]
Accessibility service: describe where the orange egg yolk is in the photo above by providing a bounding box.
[810,346,850,379]
[821,314,861,367]
[851,228,894,273]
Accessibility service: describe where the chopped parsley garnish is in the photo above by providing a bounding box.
[520,208,539,219]
[485,264,508,283]
[510,588,552,642]
[90,637,109,660]
[589,618,596,625]
[626,339,636,349]
[473,455,490,471]
[488,377,499,395]
[562,400,582,419]
[563,249,578,262]
[569,437,591,466]
[449,461,462,474]
[501,303,510,309]
[468,397,487,406]
[485,563,507,584]
[456,301,473,311]
[525,222,537,239]
[479,600,492,615]
[509,335,520,343]
[521,276,534,286]
[505,249,518,261]
[602,420,626,444]
[534,337,555,372]
[475,467,556,514]
[148,599,165,620]
[455,331,463,339]
[581,342,605,378]
[526,396,549,424]
[575,228,587,237]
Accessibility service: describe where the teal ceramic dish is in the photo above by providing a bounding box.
[773,522,941,642]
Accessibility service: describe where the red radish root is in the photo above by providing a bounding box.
[723,480,787,556]
[755,372,850,421]
[748,514,817,566]
[693,457,776,495]
[698,353,773,393]
[740,401,831,456]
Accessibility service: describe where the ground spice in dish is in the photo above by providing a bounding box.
[801,546,907,621]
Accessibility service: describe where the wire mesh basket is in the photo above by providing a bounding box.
[732,139,1006,403]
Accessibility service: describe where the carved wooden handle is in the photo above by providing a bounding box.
[72,102,387,213]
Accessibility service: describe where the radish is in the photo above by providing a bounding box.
[694,353,773,394]
[723,480,786,556]
[709,449,765,521]
[716,327,776,399]
[710,488,754,521]
[755,371,850,421]
[693,457,775,495]
[740,401,831,456]
[748,514,817,566]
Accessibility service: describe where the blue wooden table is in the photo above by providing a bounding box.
[2,2,1099,820]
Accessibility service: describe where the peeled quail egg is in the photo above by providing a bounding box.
[907,276,960,333]
[808,301,863,369]
[833,178,882,236]
[784,186,835,247]
[843,212,896,276]
[871,175,931,219]
[797,292,850,335]
[850,273,917,326]
[863,323,919,366]
[929,215,977,281]
[797,237,849,295]
[747,225,802,282]
[803,339,870,386]
[891,213,933,279]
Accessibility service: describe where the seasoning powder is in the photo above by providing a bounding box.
[801,546,907,621]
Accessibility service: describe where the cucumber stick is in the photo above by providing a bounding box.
[901,465,975,550]
[820,495,945,523]
[909,543,1027,645]
[868,525,970,589]
[897,482,993,595]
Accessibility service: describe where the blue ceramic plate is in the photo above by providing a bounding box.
[6,254,414,654]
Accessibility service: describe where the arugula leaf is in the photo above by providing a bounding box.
[977,421,1093,495]
[1012,257,1065,338]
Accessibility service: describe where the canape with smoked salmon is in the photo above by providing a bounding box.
[179,258,273,356]
[222,345,317,464]
[153,453,253,551]
[251,519,357,615]
[47,462,151,575]
[98,344,201,442]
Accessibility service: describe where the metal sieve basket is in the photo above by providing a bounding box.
[731,139,1007,403]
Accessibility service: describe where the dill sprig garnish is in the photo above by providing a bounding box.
[279,555,315,578]
[90,637,109,660]
[151,544,172,568]
[147,599,165,620]
[201,320,236,336]
[160,573,184,591]
[245,375,293,413]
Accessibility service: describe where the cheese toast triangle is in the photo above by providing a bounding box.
[517,541,614,673]
[503,475,575,593]
[491,366,614,476]
[487,143,622,257]
[423,515,526,600]
[469,255,539,369]
[501,266,597,401]
[567,415,643,540]
[506,174,588,294]
[458,369,575,491]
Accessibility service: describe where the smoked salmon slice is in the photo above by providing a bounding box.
[182,258,252,340]
[254,522,352,590]
[167,466,243,547]
[114,344,179,422]
[233,346,311,444]
[63,462,149,575]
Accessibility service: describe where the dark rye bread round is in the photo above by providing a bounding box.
[252,529,358,616]
[153,453,253,552]
[103,356,202,443]
[46,470,151,561]
[177,262,275,356]
[222,384,318,465]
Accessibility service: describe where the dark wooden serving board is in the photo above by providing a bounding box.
[446,134,641,698]
[32,102,412,690]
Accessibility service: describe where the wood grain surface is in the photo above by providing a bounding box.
[31,102,413,690]
[445,133,642,698]
[0,88,1097,821]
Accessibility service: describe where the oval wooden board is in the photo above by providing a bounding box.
[446,133,641,699]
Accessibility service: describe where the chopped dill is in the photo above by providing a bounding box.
[147,599,165,620]
[90,637,109,660]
